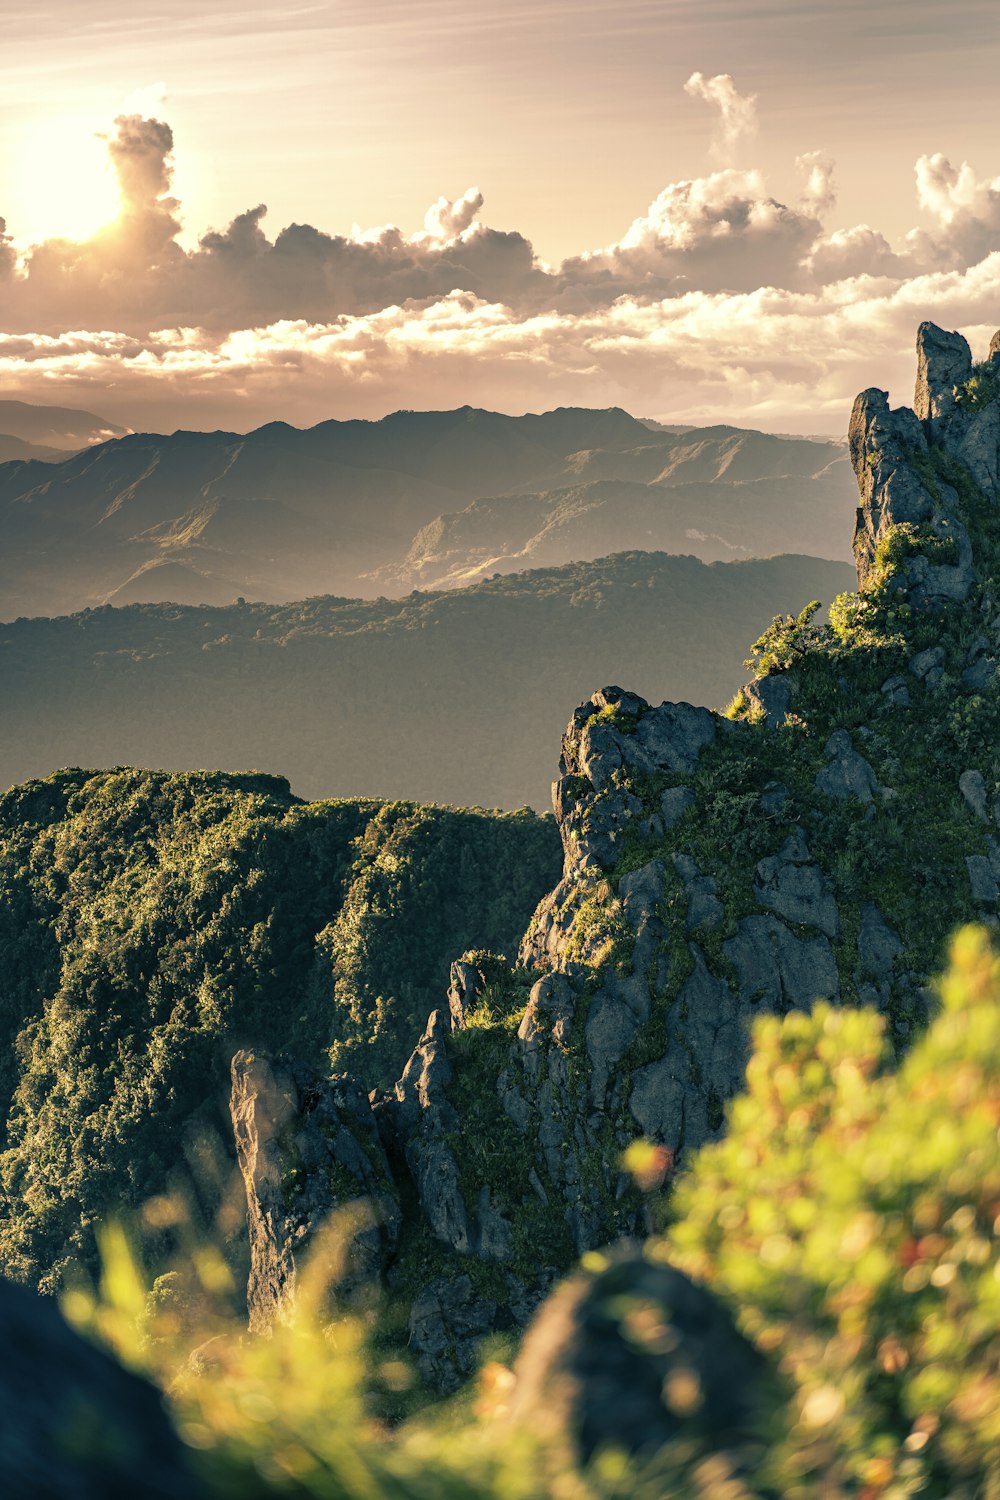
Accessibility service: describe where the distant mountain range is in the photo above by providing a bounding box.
[0,399,130,466]
[0,405,854,619]
[0,549,855,809]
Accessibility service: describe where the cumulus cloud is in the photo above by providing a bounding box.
[559,169,822,298]
[684,72,758,164]
[415,187,485,244]
[2,83,1000,434]
[805,224,904,282]
[905,153,1000,270]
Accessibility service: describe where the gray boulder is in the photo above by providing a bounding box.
[966,855,999,904]
[753,828,840,939]
[963,657,996,692]
[508,1247,772,1467]
[910,645,946,687]
[743,674,792,728]
[661,785,696,827]
[0,1277,197,1499]
[815,729,879,804]
[960,769,989,821]
[881,674,911,706]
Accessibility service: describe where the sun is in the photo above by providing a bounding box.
[9,116,121,245]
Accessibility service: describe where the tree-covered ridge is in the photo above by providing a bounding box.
[0,767,559,1287]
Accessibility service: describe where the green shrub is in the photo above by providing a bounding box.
[743,600,828,677]
[665,924,1000,1499]
[955,361,1000,414]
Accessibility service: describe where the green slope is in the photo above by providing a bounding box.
[0,767,560,1286]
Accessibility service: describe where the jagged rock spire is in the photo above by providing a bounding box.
[849,320,1000,601]
[914,321,972,426]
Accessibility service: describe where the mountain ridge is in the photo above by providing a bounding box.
[0,405,855,618]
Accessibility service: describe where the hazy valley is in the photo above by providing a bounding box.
[1,548,854,807]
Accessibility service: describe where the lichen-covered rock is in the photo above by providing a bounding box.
[752,828,840,938]
[815,728,879,803]
[231,1051,399,1331]
[743,673,793,728]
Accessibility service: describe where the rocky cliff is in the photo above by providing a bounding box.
[233,321,1000,1391]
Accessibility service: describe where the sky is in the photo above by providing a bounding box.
[1,0,1000,433]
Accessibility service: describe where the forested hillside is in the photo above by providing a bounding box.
[0,550,855,807]
[0,767,559,1286]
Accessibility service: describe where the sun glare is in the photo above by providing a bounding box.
[10,118,121,245]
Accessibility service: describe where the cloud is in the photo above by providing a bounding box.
[2,86,1000,435]
[0,219,15,281]
[415,187,485,244]
[805,224,904,282]
[101,113,182,259]
[683,72,758,164]
[797,152,837,218]
[4,256,1000,437]
[559,169,822,298]
[905,152,1000,270]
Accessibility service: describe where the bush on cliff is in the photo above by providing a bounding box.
[666,923,1000,1499]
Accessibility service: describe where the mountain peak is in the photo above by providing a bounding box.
[850,320,1000,605]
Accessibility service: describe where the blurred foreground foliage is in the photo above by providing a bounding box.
[62,926,1000,1499]
[667,923,1000,1499]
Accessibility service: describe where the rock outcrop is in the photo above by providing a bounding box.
[231,1052,399,1331]
[233,321,1000,1392]
[0,1277,198,1499]
[507,1245,772,1468]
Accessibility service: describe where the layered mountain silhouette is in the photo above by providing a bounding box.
[0,399,130,466]
[0,406,854,619]
[0,549,854,808]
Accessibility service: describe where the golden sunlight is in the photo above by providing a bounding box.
[10,117,120,244]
